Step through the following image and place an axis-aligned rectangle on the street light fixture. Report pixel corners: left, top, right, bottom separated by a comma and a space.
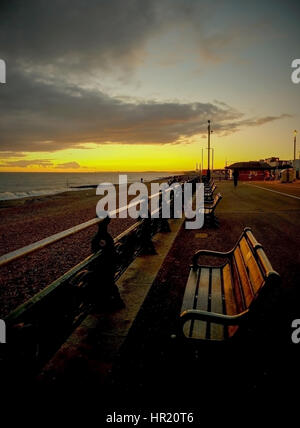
207, 120, 213, 180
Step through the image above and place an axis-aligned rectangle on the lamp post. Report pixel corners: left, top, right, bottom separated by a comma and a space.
207, 120, 213, 180
294, 130, 297, 162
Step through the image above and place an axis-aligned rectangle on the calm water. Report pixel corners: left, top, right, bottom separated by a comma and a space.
0, 172, 180, 200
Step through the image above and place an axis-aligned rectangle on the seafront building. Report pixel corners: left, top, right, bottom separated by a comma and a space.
226, 161, 272, 181
226, 157, 295, 181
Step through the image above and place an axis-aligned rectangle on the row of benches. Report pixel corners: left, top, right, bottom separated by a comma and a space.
203, 179, 222, 227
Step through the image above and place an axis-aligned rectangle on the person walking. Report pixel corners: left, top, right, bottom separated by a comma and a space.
233, 169, 239, 187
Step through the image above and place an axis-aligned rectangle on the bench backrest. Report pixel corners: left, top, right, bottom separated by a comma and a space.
203, 177, 213, 184
211, 193, 222, 208
230, 227, 279, 313
205, 183, 216, 194
204, 179, 214, 188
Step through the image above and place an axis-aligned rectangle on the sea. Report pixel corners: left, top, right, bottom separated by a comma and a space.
0, 172, 181, 201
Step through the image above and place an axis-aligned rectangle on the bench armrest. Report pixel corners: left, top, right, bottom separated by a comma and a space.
192, 249, 232, 267
180, 309, 249, 326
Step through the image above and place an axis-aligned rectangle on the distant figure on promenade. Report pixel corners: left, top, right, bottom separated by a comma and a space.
233, 169, 239, 187
140, 177, 143, 183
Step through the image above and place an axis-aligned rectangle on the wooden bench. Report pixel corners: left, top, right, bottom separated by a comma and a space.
179, 227, 280, 341
204, 193, 222, 226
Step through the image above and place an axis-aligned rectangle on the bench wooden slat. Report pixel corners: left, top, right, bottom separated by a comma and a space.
239, 238, 264, 294
231, 257, 246, 312
245, 229, 261, 250
256, 247, 274, 277
191, 267, 210, 339
209, 268, 224, 340
233, 246, 254, 306
222, 263, 239, 337
222, 264, 236, 315
181, 268, 199, 337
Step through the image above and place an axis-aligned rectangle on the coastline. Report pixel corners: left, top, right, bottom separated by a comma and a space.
0, 172, 182, 202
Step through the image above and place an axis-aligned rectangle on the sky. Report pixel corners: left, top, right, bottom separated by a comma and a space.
0, 0, 299, 172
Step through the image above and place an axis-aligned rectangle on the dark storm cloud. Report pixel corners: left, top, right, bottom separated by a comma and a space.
0, 65, 291, 152
0, 0, 241, 73
0, 0, 177, 73
0, 0, 292, 154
